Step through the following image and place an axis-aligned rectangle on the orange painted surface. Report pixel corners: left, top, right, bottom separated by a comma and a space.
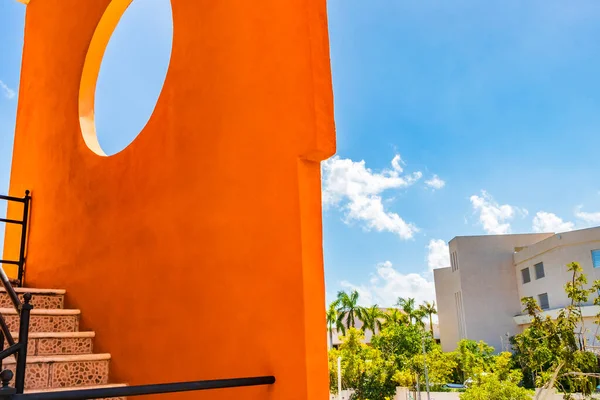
4, 0, 336, 398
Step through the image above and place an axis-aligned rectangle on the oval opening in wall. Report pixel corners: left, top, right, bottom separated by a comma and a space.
79, 0, 173, 156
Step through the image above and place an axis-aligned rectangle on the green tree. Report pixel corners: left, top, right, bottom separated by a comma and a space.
371, 323, 433, 372
459, 372, 532, 400
328, 328, 397, 400
326, 302, 341, 349
359, 305, 383, 335
410, 345, 457, 389
382, 308, 407, 328
396, 297, 422, 326
335, 290, 364, 334
455, 339, 495, 382
419, 301, 437, 336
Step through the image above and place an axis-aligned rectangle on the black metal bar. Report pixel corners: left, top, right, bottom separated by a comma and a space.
0, 331, 4, 371
0, 315, 15, 348
0, 344, 21, 361
0, 268, 19, 313
16, 192, 30, 287
14, 294, 31, 394
0, 196, 24, 204
0, 220, 21, 226
5, 376, 276, 399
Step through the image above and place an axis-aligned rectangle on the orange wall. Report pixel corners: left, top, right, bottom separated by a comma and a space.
5, 0, 336, 399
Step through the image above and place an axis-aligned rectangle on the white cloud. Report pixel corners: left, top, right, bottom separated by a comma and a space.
575, 207, 600, 226
532, 211, 575, 233
0, 80, 15, 99
391, 154, 403, 173
322, 155, 422, 239
427, 239, 450, 272
341, 261, 436, 307
470, 190, 526, 234
425, 175, 446, 190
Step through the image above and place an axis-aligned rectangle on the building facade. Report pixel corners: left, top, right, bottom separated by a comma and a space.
435, 227, 600, 352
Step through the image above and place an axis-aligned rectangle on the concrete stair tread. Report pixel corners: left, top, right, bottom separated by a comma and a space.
0, 288, 65, 295
26, 383, 127, 394
11, 331, 95, 339
3, 353, 111, 364
0, 308, 80, 316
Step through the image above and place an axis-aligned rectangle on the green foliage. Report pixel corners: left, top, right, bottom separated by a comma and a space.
419, 301, 437, 335
410, 345, 457, 389
371, 323, 433, 372
328, 328, 397, 400
396, 297, 425, 327
382, 308, 407, 328
511, 261, 600, 395
359, 305, 384, 335
459, 372, 532, 400
335, 290, 362, 335
455, 339, 496, 382
326, 302, 340, 348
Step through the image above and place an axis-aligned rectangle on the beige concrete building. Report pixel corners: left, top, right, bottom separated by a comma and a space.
434, 227, 600, 352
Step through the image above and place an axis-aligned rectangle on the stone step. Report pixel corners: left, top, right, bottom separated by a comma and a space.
4, 332, 95, 356
2, 353, 111, 390
0, 288, 65, 309
1, 308, 80, 333
26, 383, 127, 400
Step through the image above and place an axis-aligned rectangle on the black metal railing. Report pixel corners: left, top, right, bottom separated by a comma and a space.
0, 276, 32, 395
0, 375, 276, 399
0, 191, 33, 395
0, 191, 31, 287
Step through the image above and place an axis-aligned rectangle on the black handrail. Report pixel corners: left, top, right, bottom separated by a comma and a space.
0, 191, 31, 287
0, 191, 33, 395
0, 374, 275, 399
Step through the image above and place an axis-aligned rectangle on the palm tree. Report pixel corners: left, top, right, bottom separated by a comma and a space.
326, 302, 339, 348
335, 290, 363, 333
382, 308, 407, 327
396, 297, 420, 325
420, 301, 437, 336
359, 305, 383, 335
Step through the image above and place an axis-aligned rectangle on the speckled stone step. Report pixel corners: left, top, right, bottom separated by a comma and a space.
2, 353, 111, 390
1, 308, 80, 333
4, 332, 95, 356
0, 288, 65, 309
26, 383, 127, 400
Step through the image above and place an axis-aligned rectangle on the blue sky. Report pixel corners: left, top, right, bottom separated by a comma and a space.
2, 1, 600, 307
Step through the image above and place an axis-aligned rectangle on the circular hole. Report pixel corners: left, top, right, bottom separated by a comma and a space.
79, 0, 173, 156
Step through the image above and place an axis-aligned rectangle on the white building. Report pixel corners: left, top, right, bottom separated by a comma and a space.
434, 227, 600, 352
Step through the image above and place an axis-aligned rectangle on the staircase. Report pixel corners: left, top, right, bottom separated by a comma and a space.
0, 287, 126, 398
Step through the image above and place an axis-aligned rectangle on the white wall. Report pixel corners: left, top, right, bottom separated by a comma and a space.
435, 234, 552, 352
434, 266, 461, 352
514, 227, 600, 312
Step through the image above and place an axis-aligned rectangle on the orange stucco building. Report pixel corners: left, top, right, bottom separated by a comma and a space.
3, 0, 336, 398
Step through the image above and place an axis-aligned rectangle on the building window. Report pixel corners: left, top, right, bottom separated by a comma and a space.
534, 262, 545, 280
451, 251, 459, 272
592, 250, 600, 268
521, 267, 531, 284
538, 293, 549, 310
